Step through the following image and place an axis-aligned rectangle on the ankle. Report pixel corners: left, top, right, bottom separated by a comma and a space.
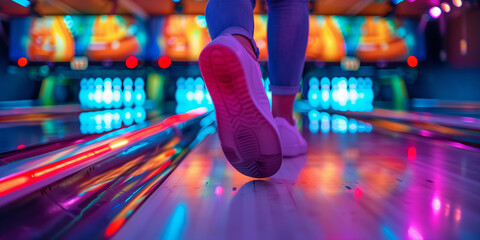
272, 94, 296, 125
274, 114, 295, 126
232, 34, 257, 60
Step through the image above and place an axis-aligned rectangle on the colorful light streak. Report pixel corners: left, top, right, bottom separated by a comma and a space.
104, 159, 173, 238
0, 108, 207, 198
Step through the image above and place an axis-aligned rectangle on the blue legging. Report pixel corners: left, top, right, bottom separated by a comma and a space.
205, 0, 309, 95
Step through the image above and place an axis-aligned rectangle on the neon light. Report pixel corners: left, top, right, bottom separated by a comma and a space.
125, 56, 138, 69
0, 177, 28, 193
408, 147, 416, 160
407, 56, 418, 68
0, 109, 206, 198
215, 186, 224, 195
429, 7, 442, 19
453, 0, 462, 7
17, 57, 28, 67
441, 3, 451, 13
110, 139, 129, 149
161, 204, 187, 240
432, 197, 441, 213
104, 218, 126, 238
12, 0, 30, 7
354, 187, 363, 198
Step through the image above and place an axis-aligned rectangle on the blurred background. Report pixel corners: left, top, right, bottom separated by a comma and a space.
1, 0, 479, 151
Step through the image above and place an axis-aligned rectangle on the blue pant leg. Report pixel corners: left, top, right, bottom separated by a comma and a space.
205, 0, 260, 58
266, 0, 309, 95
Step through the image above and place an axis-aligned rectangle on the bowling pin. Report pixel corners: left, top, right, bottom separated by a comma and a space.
79, 78, 88, 108
133, 77, 146, 107
331, 77, 339, 111
320, 77, 331, 110
112, 78, 123, 109
348, 77, 358, 112
337, 77, 349, 111
94, 78, 104, 109
103, 78, 113, 109
308, 77, 321, 108
308, 110, 321, 134
123, 78, 134, 108
133, 106, 146, 123
320, 112, 331, 133
176, 77, 186, 114
87, 78, 95, 109
194, 77, 205, 105
123, 107, 134, 126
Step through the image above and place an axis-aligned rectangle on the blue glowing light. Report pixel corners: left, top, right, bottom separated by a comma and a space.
306, 75, 374, 112
79, 108, 146, 135
160, 204, 187, 240
308, 111, 371, 135
12, 0, 30, 7
80, 77, 144, 110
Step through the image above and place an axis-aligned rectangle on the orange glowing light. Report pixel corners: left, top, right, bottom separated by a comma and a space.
0, 177, 28, 194
455, 208, 462, 221
110, 139, 129, 149
18, 57, 28, 67
453, 0, 462, 7
460, 39, 467, 56
441, 3, 451, 13
104, 217, 126, 237
407, 56, 418, 68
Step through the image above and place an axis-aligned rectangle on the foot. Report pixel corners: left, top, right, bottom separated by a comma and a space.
199, 34, 283, 178
275, 117, 307, 157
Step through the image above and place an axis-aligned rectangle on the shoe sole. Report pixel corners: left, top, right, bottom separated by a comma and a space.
199, 44, 282, 178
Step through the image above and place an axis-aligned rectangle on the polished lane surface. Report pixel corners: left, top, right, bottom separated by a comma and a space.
116, 120, 480, 240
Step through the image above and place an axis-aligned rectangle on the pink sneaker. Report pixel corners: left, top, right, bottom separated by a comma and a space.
199, 34, 282, 178
275, 117, 307, 157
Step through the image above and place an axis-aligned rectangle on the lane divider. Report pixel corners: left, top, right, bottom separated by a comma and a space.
0, 108, 207, 198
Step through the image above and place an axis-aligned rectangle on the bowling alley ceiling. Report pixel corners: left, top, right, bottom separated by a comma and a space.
0, 0, 440, 18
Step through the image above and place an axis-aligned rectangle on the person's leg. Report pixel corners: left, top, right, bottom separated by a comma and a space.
201, 0, 283, 178
205, 0, 259, 59
266, 0, 309, 125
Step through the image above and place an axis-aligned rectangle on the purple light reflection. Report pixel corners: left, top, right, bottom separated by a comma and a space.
215, 186, 224, 196
448, 141, 479, 152
408, 226, 424, 240
461, 117, 476, 123
432, 197, 441, 214
419, 130, 433, 137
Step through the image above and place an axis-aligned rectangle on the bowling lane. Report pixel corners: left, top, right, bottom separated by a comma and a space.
115, 115, 480, 240
0, 111, 82, 153
0, 105, 156, 162
0, 110, 216, 240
